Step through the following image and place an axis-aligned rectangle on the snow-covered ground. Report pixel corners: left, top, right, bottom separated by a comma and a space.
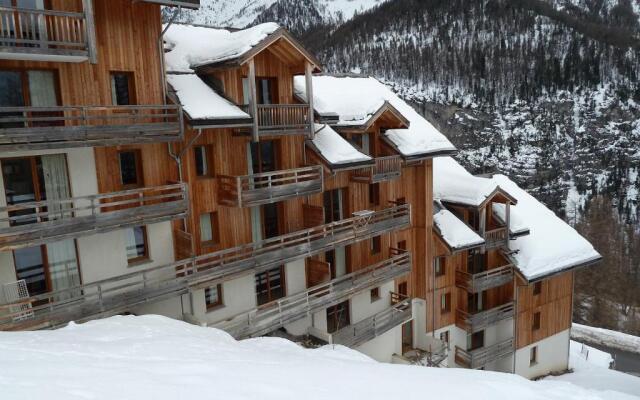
572, 323, 640, 355
546, 341, 640, 398
1, 315, 639, 400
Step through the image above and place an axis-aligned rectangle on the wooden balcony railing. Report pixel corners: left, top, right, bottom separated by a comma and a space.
0, 205, 410, 331
0, 183, 188, 251
218, 165, 323, 208
484, 227, 508, 249
212, 251, 411, 339
0, 104, 183, 150
455, 338, 514, 369
256, 104, 310, 135
352, 155, 403, 184
456, 302, 515, 334
330, 293, 412, 348
0, 6, 90, 60
455, 264, 514, 294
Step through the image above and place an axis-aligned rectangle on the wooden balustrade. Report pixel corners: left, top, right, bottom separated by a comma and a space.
330, 294, 413, 348
0, 183, 188, 251
455, 338, 514, 369
218, 165, 323, 208
0, 205, 410, 331
455, 264, 514, 293
0, 6, 89, 59
352, 155, 403, 183
0, 104, 183, 150
484, 227, 508, 249
256, 104, 310, 134
456, 302, 515, 333
212, 251, 411, 339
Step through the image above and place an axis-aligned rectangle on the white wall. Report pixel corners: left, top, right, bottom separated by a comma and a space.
356, 324, 403, 363
515, 329, 570, 379
190, 274, 257, 325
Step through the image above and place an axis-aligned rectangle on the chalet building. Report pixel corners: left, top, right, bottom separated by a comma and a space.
0, 12, 601, 381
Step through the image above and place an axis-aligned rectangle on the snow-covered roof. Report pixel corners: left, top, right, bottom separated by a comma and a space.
164, 23, 281, 73
492, 174, 602, 281
309, 124, 372, 168
433, 157, 508, 207
167, 74, 251, 122
294, 75, 456, 158
433, 203, 485, 252
492, 202, 530, 236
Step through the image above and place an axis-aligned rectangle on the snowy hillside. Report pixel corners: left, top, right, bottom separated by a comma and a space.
0, 315, 639, 400
168, 0, 386, 28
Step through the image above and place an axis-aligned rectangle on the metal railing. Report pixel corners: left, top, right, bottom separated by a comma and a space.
0, 6, 88, 57
218, 165, 323, 208
0, 183, 188, 251
455, 338, 514, 369
456, 302, 515, 333
212, 251, 411, 339
484, 227, 508, 249
0, 104, 183, 150
0, 205, 410, 330
330, 292, 412, 348
255, 104, 310, 134
352, 155, 403, 183
455, 264, 514, 293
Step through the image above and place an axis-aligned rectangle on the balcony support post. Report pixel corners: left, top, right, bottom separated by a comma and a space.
82, 0, 98, 64
248, 58, 259, 143
305, 61, 315, 140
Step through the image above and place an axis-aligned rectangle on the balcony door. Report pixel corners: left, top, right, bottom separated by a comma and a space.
0, 69, 60, 128
1, 155, 80, 299
323, 188, 347, 276
248, 140, 282, 242
326, 300, 350, 334
242, 77, 278, 105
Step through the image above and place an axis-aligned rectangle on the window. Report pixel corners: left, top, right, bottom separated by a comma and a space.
348, 133, 370, 155
370, 287, 380, 302
530, 346, 538, 366
126, 226, 149, 264
532, 312, 541, 331
533, 281, 542, 296
468, 209, 480, 231
370, 235, 381, 255
110, 72, 135, 106
255, 266, 285, 306
0, 69, 60, 129
205, 284, 223, 310
199, 212, 219, 246
441, 292, 451, 313
440, 330, 450, 348
118, 150, 143, 189
398, 282, 408, 296
397, 240, 407, 251
194, 145, 213, 177
369, 183, 380, 206
326, 300, 350, 334
323, 189, 343, 223
434, 256, 446, 277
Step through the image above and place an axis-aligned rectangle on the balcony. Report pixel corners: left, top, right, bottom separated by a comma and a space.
455, 338, 514, 369
0, 104, 184, 151
211, 251, 411, 339
455, 264, 513, 293
0, 183, 188, 251
0, 205, 409, 331
329, 293, 412, 348
0, 6, 91, 62
241, 104, 312, 137
456, 302, 515, 334
484, 227, 508, 249
351, 155, 403, 184
218, 165, 323, 208
189, 204, 411, 286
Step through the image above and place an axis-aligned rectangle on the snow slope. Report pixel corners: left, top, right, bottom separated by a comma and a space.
0, 315, 638, 400
547, 341, 640, 398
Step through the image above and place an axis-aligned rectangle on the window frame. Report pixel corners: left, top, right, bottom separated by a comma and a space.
370, 235, 382, 255
369, 182, 380, 206
255, 265, 286, 306
110, 71, 136, 106
532, 311, 541, 331
370, 287, 380, 303
434, 256, 446, 277
199, 211, 220, 248
530, 346, 538, 366
126, 225, 149, 265
117, 149, 143, 190
533, 281, 542, 296
205, 284, 224, 310
441, 292, 451, 314
193, 144, 214, 178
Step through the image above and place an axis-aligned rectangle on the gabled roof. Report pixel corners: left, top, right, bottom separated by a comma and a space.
164, 23, 322, 74
306, 124, 373, 172
294, 75, 456, 160
167, 74, 252, 127
433, 202, 485, 253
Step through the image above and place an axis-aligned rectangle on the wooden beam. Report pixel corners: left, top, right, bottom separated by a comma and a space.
83, 0, 98, 64
248, 58, 259, 143
305, 61, 315, 139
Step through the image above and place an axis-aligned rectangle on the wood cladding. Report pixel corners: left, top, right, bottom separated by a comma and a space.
516, 271, 574, 348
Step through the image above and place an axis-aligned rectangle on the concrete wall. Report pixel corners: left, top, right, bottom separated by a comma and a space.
356, 324, 403, 363
515, 329, 570, 379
